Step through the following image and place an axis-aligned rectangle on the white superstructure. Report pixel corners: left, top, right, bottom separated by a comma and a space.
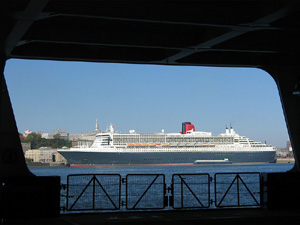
58, 122, 275, 166
71, 123, 274, 152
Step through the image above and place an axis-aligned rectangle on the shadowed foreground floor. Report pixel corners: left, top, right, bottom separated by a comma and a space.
4, 208, 300, 225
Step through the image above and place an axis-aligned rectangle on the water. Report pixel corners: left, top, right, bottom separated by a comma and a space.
29, 163, 294, 184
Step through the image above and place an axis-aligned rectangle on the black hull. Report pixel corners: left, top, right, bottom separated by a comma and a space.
58, 150, 276, 166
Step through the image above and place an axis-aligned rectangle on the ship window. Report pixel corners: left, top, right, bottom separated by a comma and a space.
4, 59, 292, 172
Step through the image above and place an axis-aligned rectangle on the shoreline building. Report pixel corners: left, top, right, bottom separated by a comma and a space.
25, 147, 67, 164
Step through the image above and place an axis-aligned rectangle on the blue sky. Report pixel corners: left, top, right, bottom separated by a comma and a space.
4, 59, 288, 148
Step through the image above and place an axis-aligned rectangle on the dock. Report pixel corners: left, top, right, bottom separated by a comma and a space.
276, 158, 295, 163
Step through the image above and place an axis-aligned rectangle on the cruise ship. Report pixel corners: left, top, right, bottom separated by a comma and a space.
58, 122, 276, 166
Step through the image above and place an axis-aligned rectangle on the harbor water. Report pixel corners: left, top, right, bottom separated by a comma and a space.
29, 163, 294, 184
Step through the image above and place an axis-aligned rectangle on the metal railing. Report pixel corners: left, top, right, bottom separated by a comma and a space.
171, 174, 210, 209
66, 174, 121, 211
63, 172, 261, 212
126, 174, 166, 210
214, 173, 261, 208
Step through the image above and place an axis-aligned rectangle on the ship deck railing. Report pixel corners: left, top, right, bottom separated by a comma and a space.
60, 172, 262, 213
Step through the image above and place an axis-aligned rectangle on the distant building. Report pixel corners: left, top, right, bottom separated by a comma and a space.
25, 148, 54, 163
53, 128, 69, 140
24, 130, 32, 137
42, 132, 52, 139
79, 132, 97, 141
25, 148, 67, 163
68, 133, 83, 140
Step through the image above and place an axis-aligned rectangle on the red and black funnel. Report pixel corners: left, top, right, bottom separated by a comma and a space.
182, 122, 195, 134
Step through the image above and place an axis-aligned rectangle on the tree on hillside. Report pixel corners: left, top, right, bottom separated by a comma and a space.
23, 132, 44, 149
51, 133, 71, 148
53, 134, 61, 139
23, 132, 72, 149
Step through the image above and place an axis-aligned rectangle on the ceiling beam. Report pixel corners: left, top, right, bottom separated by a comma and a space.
19, 39, 281, 54
5, 0, 49, 57
162, 3, 300, 64
45, 12, 283, 31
